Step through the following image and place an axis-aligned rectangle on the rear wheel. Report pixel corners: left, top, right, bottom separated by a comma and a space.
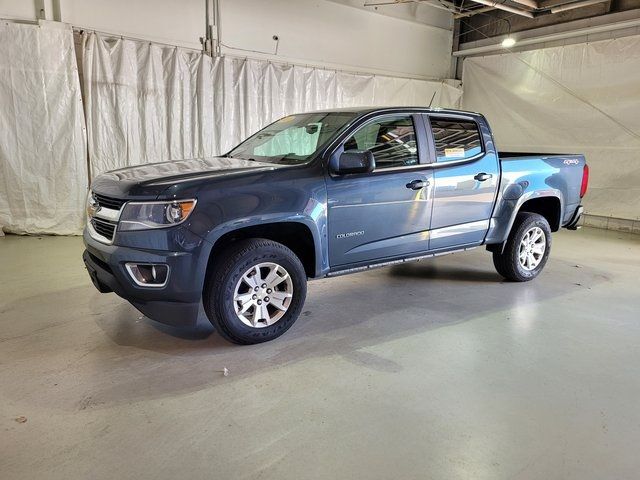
204, 238, 307, 345
493, 212, 551, 282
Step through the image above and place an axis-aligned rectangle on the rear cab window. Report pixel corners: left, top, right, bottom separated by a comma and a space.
428, 117, 484, 163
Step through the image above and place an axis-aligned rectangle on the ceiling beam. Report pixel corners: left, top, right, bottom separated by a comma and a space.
453, 6, 496, 18
468, 0, 535, 17
510, 0, 540, 8
550, 0, 609, 13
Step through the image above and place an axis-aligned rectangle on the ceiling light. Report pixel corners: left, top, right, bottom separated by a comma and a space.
502, 36, 516, 48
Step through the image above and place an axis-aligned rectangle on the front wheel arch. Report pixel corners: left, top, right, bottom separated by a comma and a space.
203, 238, 308, 344
204, 221, 318, 287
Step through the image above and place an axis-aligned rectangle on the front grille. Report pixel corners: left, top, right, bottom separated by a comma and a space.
91, 218, 117, 241
94, 193, 126, 211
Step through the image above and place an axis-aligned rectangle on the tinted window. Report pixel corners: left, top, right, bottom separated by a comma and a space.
430, 118, 483, 162
343, 116, 418, 169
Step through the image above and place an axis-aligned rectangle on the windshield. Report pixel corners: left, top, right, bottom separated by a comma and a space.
227, 112, 357, 165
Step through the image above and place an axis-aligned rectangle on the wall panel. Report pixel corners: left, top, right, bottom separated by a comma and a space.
83, 33, 462, 178
0, 23, 87, 234
462, 35, 640, 220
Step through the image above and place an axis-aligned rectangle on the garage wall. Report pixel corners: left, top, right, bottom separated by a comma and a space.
0, 22, 87, 235
461, 35, 640, 221
217, 0, 452, 79
0, 0, 37, 20
83, 32, 462, 177
0, 0, 453, 79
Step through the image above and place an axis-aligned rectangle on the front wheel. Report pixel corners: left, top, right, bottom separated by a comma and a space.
204, 238, 307, 345
493, 212, 552, 282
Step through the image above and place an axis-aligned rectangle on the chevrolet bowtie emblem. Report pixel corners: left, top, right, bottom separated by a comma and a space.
87, 195, 101, 217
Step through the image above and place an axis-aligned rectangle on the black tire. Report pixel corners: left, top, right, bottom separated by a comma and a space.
492, 212, 552, 282
204, 238, 307, 345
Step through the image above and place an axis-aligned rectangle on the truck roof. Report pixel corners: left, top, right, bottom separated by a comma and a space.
303, 106, 481, 117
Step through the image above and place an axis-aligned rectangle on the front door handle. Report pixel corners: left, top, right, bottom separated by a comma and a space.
474, 172, 493, 182
406, 179, 429, 190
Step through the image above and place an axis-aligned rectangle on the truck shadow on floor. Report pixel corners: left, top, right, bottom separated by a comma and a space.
0, 252, 609, 411
389, 262, 503, 283
74, 253, 607, 407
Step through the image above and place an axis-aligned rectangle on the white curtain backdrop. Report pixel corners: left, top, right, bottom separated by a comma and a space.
82, 32, 463, 177
462, 35, 640, 220
1, 28, 462, 235
0, 23, 87, 234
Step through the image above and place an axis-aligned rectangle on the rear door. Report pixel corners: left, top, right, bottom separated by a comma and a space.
425, 114, 499, 249
325, 113, 434, 267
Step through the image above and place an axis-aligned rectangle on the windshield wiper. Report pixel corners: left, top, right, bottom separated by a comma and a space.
271, 153, 297, 162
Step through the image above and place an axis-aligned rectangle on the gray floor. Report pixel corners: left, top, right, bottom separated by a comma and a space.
1, 227, 639, 480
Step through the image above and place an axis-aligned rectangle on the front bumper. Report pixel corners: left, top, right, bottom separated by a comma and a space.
82, 227, 209, 327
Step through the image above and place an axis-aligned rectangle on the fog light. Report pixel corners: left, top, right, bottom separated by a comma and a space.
125, 263, 169, 287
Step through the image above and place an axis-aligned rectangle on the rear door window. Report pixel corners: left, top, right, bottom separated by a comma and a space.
429, 118, 483, 163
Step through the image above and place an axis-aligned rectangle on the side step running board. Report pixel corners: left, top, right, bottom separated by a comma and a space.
327, 247, 477, 277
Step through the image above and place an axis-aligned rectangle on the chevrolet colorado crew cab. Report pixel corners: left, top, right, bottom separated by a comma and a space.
83, 107, 588, 344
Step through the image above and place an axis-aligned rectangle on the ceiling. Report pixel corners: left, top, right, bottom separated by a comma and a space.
355, 0, 640, 42
455, 0, 640, 42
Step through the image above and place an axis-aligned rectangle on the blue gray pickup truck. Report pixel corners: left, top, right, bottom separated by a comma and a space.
83, 107, 588, 344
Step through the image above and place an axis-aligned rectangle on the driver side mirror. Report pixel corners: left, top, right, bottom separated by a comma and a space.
330, 150, 375, 175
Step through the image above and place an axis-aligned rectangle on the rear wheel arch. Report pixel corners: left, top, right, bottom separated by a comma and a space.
492, 211, 552, 281
487, 195, 561, 254
518, 196, 562, 232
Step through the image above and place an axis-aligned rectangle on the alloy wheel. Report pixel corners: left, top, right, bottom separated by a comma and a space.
518, 226, 546, 271
233, 262, 294, 328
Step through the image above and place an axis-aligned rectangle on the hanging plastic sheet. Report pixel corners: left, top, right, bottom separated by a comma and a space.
462, 36, 640, 220
82, 32, 462, 178
0, 23, 87, 234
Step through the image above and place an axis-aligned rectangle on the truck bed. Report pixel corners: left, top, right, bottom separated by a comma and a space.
498, 151, 581, 158
497, 151, 586, 229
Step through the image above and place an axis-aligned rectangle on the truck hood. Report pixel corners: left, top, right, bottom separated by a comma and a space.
90, 157, 287, 198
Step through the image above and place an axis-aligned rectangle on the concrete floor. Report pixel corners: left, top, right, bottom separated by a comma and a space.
1, 227, 639, 480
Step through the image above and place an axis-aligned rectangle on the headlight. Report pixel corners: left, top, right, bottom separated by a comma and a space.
119, 199, 197, 231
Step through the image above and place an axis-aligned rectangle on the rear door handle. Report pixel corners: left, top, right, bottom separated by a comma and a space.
474, 172, 493, 182
406, 179, 429, 190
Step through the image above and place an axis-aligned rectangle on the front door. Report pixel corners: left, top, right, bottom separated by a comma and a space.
326, 114, 434, 267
